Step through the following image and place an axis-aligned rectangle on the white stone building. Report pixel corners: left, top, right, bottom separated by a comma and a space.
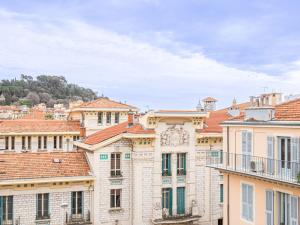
0, 151, 94, 225
76, 108, 227, 225
68, 97, 138, 136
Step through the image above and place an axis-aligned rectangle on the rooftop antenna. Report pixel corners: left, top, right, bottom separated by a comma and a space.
262, 86, 268, 93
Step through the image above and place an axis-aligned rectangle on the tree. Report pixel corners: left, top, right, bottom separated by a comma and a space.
26, 92, 40, 106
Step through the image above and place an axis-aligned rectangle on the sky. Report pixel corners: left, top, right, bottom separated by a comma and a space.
1, 0, 300, 110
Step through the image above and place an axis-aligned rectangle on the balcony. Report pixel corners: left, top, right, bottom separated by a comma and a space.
65, 212, 92, 225
206, 151, 300, 187
152, 208, 201, 224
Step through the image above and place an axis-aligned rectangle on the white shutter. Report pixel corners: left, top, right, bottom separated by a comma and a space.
265, 190, 273, 225
247, 132, 252, 154
267, 137, 274, 174
248, 185, 253, 221
291, 195, 298, 225
242, 184, 248, 219
291, 138, 300, 178
242, 131, 247, 154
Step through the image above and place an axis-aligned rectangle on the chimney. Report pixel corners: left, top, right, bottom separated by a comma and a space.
128, 110, 134, 127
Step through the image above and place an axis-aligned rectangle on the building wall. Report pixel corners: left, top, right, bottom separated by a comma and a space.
0, 183, 92, 225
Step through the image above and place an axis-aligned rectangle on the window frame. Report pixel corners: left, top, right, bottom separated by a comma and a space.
241, 183, 254, 223
43, 136, 47, 149
162, 153, 171, 176
106, 112, 111, 124
114, 112, 120, 124
177, 153, 186, 175
71, 191, 83, 217
110, 189, 121, 209
11, 136, 15, 150
22, 136, 26, 150
2, 195, 13, 222
36, 193, 49, 220
97, 112, 103, 124
111, 153, 121, 177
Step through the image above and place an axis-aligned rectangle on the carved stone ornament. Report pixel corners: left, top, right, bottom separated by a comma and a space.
160, 125, 189, 146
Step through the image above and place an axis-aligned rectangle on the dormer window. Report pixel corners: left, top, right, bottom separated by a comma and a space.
115, 112, 120, 124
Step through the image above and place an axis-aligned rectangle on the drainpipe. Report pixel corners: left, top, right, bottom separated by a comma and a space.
130, 142, 134, 225
226, 126, 230, 225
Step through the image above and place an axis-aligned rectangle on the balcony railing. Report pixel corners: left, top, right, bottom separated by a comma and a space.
206, 151, 300, 185
65, 211, 91, 225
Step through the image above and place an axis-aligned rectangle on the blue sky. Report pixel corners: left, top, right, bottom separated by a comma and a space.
0, 0, 300, 110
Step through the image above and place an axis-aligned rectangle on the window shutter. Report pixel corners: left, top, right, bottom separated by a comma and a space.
267, 136, 274, 174
242, 184, 248, 219
162, 154, 165, 175
168, 155, 171, 176
242, 131, 247, 154
247, 132, 252, 154
291, 138, 300, 178
169, 189, 173, 216
248, 185, 253, 221
183, 154, 186, 175
265, 190, 273, 225
291, 196, 298, 225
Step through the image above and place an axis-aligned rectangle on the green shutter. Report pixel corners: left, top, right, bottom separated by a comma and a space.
183, 154, 186, 175
167, 154, 171, 176
177, 187, 185, 214
220, 184, 224, 203
162, 154, 165, 175
0, 196, 2, 225
169, 188, 173, 216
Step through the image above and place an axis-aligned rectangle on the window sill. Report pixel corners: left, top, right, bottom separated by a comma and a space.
109, 176, 123, 180
35, 218, 51, 222
109, 207, 123, 213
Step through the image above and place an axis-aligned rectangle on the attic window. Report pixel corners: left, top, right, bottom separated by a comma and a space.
53, 158, 62, 163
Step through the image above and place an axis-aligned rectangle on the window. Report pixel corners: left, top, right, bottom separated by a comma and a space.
22, 136, 26, 150
220, 184, 224, 203
162, 154, 171, 176
115, 112, 120, 124
37, 193, 49, 220
162, 188, 172, 216
177, 153, 186, 175
59, 136, 63, 149
241, 131, 252, 170
5, 136, 9, 150
218, 219, 223, 225
27, 136, 31, 150
73, 136, 80, 141
71, 191, 83, 217
106, 112, 111, 124
53, 136, 57, 149
111, 153, 121, 177
2, 196, 13, 223
110, 189, 121, 208
241, 184, 253, 222
38, 136, 42, 149
98, 112, 103, 124
11, 137, 15, 150
43, 136, 47, 149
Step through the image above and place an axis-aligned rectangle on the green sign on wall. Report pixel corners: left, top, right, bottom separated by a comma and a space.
100, 154, 108, 160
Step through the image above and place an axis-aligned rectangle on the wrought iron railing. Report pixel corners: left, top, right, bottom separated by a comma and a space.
162, 207, 193, 220
206, 151, 300, 185
65, 211, 91, 224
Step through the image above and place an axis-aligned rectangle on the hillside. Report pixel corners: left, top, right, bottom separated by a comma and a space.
0, 75, 97, 106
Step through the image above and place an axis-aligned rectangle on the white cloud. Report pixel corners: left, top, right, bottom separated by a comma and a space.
0, 8, 300, 110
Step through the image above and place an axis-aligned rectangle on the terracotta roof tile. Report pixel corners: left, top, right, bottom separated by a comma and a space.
203, 97, 217, 102
200, 111, 231, 133
77, 97, 137, 109
84, 122, 154, 145
21, 109, 45, 120
0, 152, 91, 181
0, 120, 80, 133
275, 98, 300, 120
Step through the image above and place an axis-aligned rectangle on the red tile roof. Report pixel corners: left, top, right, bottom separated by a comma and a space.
200, 111, 231, 133
0, 152, 91, 181
274, 98, 300, 121
0, 105, 20, 111
0, 119, 80, 133
84, 122, 154, 145
76, 97, 137, 109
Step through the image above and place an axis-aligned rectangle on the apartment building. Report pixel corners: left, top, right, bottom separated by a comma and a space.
0, 151, 94, 225
68, 97, 138, 136
0, 120, 81, 152
74, 96, 237, 225
207, 97, 300, 225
